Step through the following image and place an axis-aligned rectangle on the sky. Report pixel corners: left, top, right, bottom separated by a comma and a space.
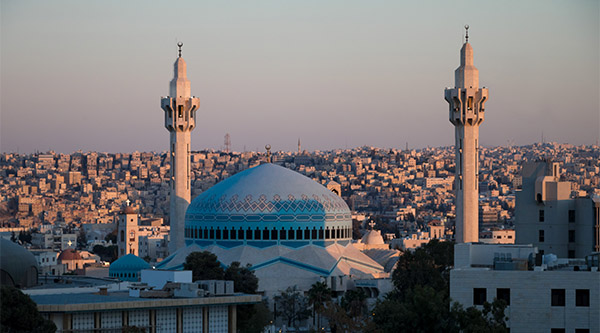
1, 0, 598, 154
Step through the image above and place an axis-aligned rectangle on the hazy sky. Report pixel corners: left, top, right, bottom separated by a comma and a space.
1, 0, 598, 154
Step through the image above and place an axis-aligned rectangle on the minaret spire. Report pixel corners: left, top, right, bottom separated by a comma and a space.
444, 27, 488, 243
161, 42, 200, 253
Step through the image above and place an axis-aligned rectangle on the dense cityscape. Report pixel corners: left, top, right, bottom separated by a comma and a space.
2, 143, 598, 237
1, 2, 598, 332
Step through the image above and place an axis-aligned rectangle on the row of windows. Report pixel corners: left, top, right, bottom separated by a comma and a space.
538, 230, 576, 243
539, 209, 576, 223
110, 272, 138, 279
184, 226, 351, 241
473, 288, 590, 307
551, 329, 590, 333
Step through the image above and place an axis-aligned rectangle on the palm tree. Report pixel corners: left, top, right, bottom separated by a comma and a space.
308, 281, 332, 329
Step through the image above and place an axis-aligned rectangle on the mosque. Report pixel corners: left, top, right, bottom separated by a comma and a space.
148, 44, 390, 297
157, 163, 389, 295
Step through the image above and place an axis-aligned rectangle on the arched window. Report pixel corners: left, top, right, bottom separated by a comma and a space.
263, 228, 270, 240
318, 227, 324, 240
120, 230, 125, 242
326, 228, 330, 239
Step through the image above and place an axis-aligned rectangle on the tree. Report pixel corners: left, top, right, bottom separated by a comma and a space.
223, 262, 263, 332
104, 231, 117, 244
238, 300, 272, 333
224, 261, 258, 294
183, 251, 225, 281
373, 240, 508, 332
77, 229, 87, 248
307, 281, 332, 329
273, 286, 311, 328
1, 285, 57, 333
340, 289, 367, 321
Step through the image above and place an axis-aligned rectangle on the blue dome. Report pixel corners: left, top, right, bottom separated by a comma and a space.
109, 254, 150, 281
184, 163, 352, 248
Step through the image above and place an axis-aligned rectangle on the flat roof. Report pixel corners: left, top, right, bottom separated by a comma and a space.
32, 291, 261, 313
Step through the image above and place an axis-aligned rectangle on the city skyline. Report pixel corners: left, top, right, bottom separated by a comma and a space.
1, 0, 599, 154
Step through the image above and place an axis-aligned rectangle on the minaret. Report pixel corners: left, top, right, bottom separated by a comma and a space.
161, 43, 200, 253
444, 26, 488, 243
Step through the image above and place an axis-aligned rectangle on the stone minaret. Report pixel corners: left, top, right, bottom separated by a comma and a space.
444, 26, 488, 243
161, 43, 200, 253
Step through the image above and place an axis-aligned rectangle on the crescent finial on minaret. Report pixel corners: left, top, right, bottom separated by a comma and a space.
464, 25, 469, 43
177, 42, 183, 57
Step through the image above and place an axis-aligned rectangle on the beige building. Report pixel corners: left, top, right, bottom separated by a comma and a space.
515, 161, 599, 258
444, 26, 488, 243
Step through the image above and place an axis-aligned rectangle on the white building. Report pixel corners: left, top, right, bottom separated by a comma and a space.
515, 161, 599, 258
28, 271, 260, 332
450, 243, 599, 332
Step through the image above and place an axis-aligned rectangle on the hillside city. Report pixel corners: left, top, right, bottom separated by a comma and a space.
2, 142, 598, 256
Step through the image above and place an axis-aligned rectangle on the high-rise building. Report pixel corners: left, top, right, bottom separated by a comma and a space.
444, 26, 488, 243
161, 43, 200, 253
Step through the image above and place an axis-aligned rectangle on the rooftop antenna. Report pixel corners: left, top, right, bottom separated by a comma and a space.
177, 42, 183, 57
464, 24, 469, 43
265, 144, 271, 163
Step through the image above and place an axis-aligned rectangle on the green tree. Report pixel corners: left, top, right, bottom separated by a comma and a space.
273, 286, 311, 328
223, 262, 265, 333
224, 262, 258, 294
340, 289, 367, 320
77, 229, 87, 248
307, 281, 332, 329
1, 285, 57, 333
238, 300, 272, 333
373, 240, 508, 332
183, 251, 225, 281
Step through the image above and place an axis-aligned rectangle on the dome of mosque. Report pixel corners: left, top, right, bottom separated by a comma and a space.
184, 163, 353, 248
109, 254, 150, 281
0, 238, 38, 288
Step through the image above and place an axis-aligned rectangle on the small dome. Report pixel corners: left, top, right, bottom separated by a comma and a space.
0, 239, 38, 288
110, 254, 150, 271
109, 254, 150, 282
361, 230, 385, 245
58, 249, 82, 261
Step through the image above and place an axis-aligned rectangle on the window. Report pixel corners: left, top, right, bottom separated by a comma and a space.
496, 288, 510, 305
569, 210, 575, 222
576, 289, 590, 307
539, 210, 544, 222
539, 230, 545, 242
575, 330, 590, 333
473, 288, 486, 305
569, 230, 575, 243
551, 289, 565, 306
550, 329, 565, 333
